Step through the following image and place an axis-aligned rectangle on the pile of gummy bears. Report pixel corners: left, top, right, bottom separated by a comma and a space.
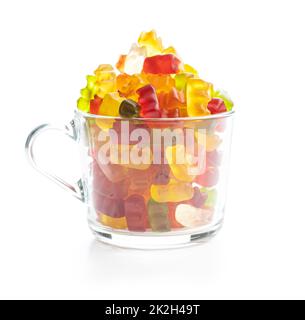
77, 30, 233, 119
77, 31, 234, 233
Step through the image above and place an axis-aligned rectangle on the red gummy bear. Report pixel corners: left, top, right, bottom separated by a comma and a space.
195, 167, 219, 188
90, 95, 102, 114
207, 98, 227, 114
142, 54, 181, 74
124, 195, 148, 232
136, 84, 161, 118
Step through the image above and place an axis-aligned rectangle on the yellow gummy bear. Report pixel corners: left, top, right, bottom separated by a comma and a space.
165, 145, 196, 182
184, 64, 199, 76
94, 64, 117, 98
98, 92, 124, 117
150, 179, 194, 203
186, 79, 212, 117
99, 214, 127, 230
162, 46, 177, 55
195, 132, 221, 152
138, 30, 163, 56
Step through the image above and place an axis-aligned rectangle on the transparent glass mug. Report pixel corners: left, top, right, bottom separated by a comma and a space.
25, 110, 234, 249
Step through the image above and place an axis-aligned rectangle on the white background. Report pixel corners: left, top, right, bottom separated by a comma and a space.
0, 0, 305, 300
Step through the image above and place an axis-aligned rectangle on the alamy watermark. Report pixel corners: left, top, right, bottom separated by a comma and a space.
97, 121, 207, 175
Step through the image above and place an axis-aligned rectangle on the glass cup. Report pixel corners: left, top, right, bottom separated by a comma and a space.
25, 110, 234, 249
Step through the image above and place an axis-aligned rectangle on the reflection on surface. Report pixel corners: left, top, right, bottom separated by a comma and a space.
86, 234, 225, 299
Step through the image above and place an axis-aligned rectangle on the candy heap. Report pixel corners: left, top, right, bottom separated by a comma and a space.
78, 31, 233, 233
77, 30, 233, 119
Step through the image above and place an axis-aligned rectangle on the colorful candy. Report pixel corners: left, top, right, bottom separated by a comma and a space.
142, 54, 181, 74
175, 204, 213, 228
147, 199, 170, 232
150, 179, 194, 203
75, 30, 234, 234
137, 84, 161, 118
124, 195, 147, 231
186, 79, 212, 117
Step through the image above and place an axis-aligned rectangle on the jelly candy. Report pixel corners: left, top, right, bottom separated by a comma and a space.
116, 55, 127, 73
138, 30, 163, 56
168, 203, 184, 229
99, 214, 127, 230
124, 44, 147, 75
147, 199, 170, 232
93, 192, 125, 218
188, 187, 208, 208
184, 64, 198, 76
212, 88, 234, 111
98, 92, 124, 117
175, 73, 194, 91
206, 150, 222, 167
207, 98, 227, 114
119, 99, 140, 118
150, 179, 194, 203
162, 46, 177, 55
77, 97, 90, 113
144, 74, 175, 93
201, 188, 217, 208
92, 160, 129, 199
116, 73, 144, 99
158, 88, 185, 114
94, 64, 116, 82
175, 204, 213, 228
195, 167, 219, 188
165, 145, 196, 182
152, 164, 170, 185
186, 79, 212, 117
90, 95, 102, 115
136, 84, 161, 118
124, 195, 147, 231
129, 167, 157, 194
143, 54, 181, 74
195, 132, 221, 152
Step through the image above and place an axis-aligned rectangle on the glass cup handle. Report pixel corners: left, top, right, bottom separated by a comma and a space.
25, 120, 85, 202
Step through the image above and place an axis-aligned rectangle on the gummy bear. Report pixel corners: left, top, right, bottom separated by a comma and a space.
124, 195, 148, 231
158, 88, 185, 115
168, 203, 184, 229
188, 187, 208, 208
150, 179, 194, 203
207, 98, 227, 114
175, 204, 213, 228
136, 84, 161, 118
92, 160, 129, 199
165, 145, 196, 182
90, 95, 102, 115
152, 164, 170, 185
138, 30, 163, 56
162, 46, 177, 55
200, 187, 217, 208
119, 99, 140, 118
144, 74, 175, 93
175, 73, 194, 91
186, 79, 212, 117
98, 92, 124, 117
147, 199, 170, 232
116, 55, 127, 73
183, 64, 198, 76
206, 150, 222, 167
212, 88, 234, 111
195, 167, 219, 188
94, 65, 117, 98
143, 54, 181, 74
99, 213, 127, 230
124, 44, 147, 75
195, 132, 221, 152
129, 166, 157, 194
116, 73, 146, 98
93, 192, 125, 218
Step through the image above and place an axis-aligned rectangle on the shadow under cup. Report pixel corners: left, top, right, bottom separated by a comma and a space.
78, 111, 234, 249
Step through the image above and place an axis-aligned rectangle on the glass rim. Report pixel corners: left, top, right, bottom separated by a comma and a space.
75, 109, 235, 121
